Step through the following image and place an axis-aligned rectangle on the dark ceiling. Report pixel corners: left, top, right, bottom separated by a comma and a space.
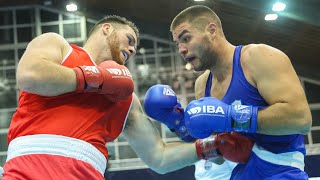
1, 0, 320, 78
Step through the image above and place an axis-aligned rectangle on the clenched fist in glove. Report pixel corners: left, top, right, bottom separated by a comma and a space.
195, 132, 254, 163
73, 60, 134, 102
185, 97, 258, 138
144, 84, 196, 142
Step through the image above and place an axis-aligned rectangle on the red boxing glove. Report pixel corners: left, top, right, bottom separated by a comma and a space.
218, 132, 254, 163
73, 61, 134, 102
195, 132, 254, 163
195, 135, 221, 161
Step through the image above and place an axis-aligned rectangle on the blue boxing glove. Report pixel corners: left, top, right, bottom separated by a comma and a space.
184, 97, 258, 139
144, 84, 196, 142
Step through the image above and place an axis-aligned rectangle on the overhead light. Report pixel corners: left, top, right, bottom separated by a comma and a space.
66, 3, 78, 12
194, 0, 205, 1
137, 64, 149, 76
139, 48, 146, 54
272, 2, 286, 12
185, 63, 192, 70
265, 14, 278, 21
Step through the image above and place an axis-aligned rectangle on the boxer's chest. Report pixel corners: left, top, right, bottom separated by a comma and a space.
210, 75, 232, 100
196, 73, 232, 100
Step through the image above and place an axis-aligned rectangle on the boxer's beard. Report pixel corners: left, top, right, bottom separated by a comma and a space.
108, 31, 123, 65
194, 37, 216, 71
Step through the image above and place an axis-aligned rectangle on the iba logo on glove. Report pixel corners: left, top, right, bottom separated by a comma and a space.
162, 87, 176, 96
107, 68, 132, 78
187, 106, 225, 115
84, 66, 99, 73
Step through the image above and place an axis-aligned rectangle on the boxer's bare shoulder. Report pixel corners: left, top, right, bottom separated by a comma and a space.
195, 70, 210, 100
24, 32, 71, 64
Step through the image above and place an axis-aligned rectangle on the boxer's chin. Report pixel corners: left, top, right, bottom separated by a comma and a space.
110, 50, 123, 65
113, 57, 124, 65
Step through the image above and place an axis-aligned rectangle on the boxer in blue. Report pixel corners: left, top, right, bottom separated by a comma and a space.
167, 5, 312, 179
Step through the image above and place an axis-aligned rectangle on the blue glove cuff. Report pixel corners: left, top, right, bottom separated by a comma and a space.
230, 105, 258, 133
170, 127, 196, 142
171, 106, 196, 142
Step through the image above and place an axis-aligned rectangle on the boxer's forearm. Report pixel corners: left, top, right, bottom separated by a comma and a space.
149, 142, 197, 174
124, 96, 223, 174
124, 117, 200, 174
148, 142, 224, 174
257, 102, 311, 135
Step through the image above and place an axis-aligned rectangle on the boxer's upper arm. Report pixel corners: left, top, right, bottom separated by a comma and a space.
247, 44, 311, 134
17, 33, 69, 80
248, 44, 305, 107
16, 32, 76, 96
19, 32, 68, 65
123, 93, 164, 168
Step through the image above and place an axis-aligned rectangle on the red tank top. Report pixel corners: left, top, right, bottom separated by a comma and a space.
8, 44, 133, 159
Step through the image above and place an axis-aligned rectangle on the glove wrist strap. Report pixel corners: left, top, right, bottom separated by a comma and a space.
73, 67, 85, 93
195, 137, 221, 160
230, 105, 258, 133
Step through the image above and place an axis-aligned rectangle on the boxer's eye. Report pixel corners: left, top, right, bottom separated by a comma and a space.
127, 34, 136, 48
181, 35, 191, 43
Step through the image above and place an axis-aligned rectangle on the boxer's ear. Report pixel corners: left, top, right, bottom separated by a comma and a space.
207, 23, 217, 36
101, 23, 114, 36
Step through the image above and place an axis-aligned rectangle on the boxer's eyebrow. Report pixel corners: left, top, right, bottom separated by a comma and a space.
173, 30, 189, 46
178, 30, 188, 41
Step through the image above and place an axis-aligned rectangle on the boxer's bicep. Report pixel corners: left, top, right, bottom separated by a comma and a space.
252, 45, 304, 106
248, 45, 311, 134
123, 94, 165, 167
17, 33, 70, 82
16, 33, 75, 95
18, 33, 67, 67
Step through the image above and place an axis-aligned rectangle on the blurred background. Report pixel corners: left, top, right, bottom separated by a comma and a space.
0, 0, 319, 179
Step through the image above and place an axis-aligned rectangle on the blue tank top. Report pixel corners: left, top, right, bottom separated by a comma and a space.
205, 45, 306, 155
